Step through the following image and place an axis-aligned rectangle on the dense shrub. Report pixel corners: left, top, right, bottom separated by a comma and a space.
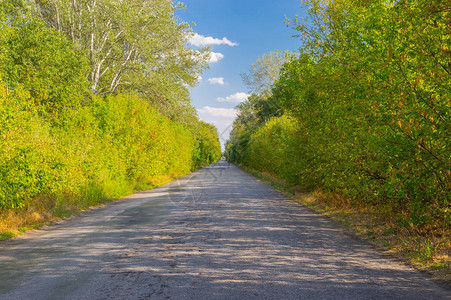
0, 83, 218, 210
227, 0, 450, 229
0, 7, 220, 210
243, 115, 302, 186
192, 121, 221, 168
0, 81, 64, 208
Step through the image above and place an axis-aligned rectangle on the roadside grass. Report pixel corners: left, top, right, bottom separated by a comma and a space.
0, 174, 183, 242
242, 166, 451, 284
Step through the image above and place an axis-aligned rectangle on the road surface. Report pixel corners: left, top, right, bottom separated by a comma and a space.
0, 161, 449, 299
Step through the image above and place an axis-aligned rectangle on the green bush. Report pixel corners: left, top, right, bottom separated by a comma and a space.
243, 115, 302, 186
0, 7, 220, 211
0, 82, 65, 208
0, 80, 219, 210
229, 0, 450, 229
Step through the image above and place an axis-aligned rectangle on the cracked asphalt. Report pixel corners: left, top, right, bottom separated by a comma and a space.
0, 161, 449, 299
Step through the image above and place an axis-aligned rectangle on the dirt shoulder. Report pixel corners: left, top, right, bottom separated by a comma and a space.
241, 166, 451, 286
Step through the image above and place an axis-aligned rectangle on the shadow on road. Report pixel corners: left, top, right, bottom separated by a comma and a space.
0, 161, 448, 299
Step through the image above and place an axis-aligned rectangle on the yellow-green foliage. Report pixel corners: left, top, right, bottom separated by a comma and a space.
243, 115, 301, 185
0, 8, 220, 211
229, 0, 450, 230
192, 121, 221, 168
87, 94, 196, 184
0, 83, 217, 210
0, 82, 64, 209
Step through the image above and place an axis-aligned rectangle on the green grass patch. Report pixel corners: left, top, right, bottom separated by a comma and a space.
0, 231, 17, 241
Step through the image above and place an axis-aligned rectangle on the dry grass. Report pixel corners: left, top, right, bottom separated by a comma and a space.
143, 174, 175, 187
0, 174, 181, 241
243, 166, 451, 284
0, 193, 89, 240
297, 190, 450, 282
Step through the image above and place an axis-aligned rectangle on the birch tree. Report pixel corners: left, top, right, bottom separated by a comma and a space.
30, 0, 208, 110
241, 50, 289, 97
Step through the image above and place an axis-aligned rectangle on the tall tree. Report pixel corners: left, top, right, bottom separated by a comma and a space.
278, 0, 450, 213
0, 0, 89, 114
30, 0, 209, 106
241, 50, 290, 97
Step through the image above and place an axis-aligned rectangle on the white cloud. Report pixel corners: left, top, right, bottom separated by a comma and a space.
190, 33, 238, 47
197, 106, 238, 150
197, 106, 238, 119
217, 92, 250, 103
208, 77, 225, 85
208, 52, 224, 63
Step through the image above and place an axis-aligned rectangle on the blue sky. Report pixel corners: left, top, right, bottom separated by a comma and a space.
177, 1, 306, 147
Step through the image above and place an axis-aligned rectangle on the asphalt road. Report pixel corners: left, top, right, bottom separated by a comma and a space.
0, 161, 449, 299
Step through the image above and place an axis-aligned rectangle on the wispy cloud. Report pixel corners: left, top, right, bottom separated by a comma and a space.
208, 52, 224, 63
217, 92, 250, 103
208, 77, 225, 85
190, 33, 238, 47
197, 106, 238, 119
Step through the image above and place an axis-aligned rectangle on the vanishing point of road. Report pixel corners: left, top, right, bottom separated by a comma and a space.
0, 161, 449, 299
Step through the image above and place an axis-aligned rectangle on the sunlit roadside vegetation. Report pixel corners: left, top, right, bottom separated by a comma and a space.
0, 0, 220, 235
226, 0, 450, 278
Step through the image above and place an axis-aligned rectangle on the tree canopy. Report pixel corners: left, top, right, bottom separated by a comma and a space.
226, 0, 450, 231
241, 50, 288, 97
0, 0, 221, 212
29, 0, 209, 121
0, 1, 89, 115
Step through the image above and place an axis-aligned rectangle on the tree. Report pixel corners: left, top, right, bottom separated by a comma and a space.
279, 0, 450, 220
0, 0, 222, 212
0, 0, 89, 115
226, 50, 289, 163
29, 0, 209, 108
228, 0, 450, 228
241, 50, 290, 97
192, 121, 221, 167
